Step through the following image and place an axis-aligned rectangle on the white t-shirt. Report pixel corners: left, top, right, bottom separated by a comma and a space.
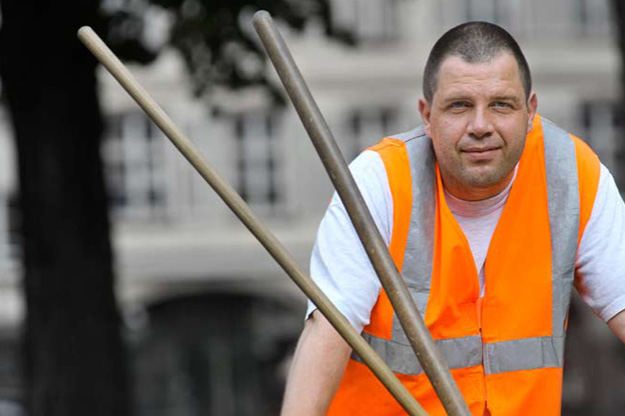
307, 150, 625, 333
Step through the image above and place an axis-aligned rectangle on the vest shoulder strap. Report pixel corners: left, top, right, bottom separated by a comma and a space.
571, 135, 601, 242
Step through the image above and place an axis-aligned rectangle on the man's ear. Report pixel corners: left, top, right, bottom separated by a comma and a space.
527, 92, 538, 131
418, 98, 432, 136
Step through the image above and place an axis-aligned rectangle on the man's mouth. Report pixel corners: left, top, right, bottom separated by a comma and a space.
462, 146, 500, 161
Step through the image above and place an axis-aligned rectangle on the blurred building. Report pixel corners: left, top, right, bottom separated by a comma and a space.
0, 0, 624, 414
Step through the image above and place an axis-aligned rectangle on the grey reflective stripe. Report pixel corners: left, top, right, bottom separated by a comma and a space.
542, 119, 580, 338
484, 335, 565, 374
390, 128, 437, 346
353, 333, 565, 375
352, 333, 482, 376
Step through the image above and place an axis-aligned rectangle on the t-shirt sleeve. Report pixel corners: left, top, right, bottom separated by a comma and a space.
305, 150, 392, 333
576, 163, 625, 322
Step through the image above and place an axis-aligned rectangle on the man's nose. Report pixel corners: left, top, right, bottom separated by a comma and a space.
467, 109, 494, 139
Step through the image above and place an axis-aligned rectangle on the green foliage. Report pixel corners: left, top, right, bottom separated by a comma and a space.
105, 0, 354, 102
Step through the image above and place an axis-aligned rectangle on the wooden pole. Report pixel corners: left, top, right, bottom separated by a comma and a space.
77, 26, 428, 416
252, 10, 471, 416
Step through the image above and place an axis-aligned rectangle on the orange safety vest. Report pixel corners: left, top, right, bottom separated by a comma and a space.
327, 115, 600, 415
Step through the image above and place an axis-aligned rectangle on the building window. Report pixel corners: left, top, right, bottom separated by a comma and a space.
345, 107, 399, 160
233, 112, 283, 215
331, 0, 401, 43
0, 110, 18, 263
102, 109, 286, 223
576, 0, 611, 37
437, 0, 525, 36
580, 101, 622, 174
463, 0, 506, 24
102, 111, 167, 221
0, 197, 11, 263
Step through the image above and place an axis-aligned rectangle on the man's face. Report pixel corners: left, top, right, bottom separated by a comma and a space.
419, 52, 537, 201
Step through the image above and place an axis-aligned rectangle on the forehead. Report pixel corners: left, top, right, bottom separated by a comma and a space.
435, 53, 524, 100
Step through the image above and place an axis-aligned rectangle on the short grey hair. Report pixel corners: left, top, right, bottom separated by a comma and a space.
423, 22, 532, 103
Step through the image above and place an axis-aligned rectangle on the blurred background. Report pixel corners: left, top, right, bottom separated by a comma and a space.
0, 0, 623, 415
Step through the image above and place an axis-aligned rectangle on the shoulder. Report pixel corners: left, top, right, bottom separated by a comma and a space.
335, 150, 391, 217
346, 150, 387, 187
366, 126, 430, 185
571, 134, 601, 181
538, 117, 599, 186
368, 126, 428, 155
575, 163, 625, 321
570, 134, 601, 239
538, 117, 601, 239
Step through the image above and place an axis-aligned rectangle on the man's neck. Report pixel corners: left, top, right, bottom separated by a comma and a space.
444, 164, 518, 217
442, 168, 517, 202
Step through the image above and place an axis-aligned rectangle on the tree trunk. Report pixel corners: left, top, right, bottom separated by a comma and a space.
0, 1, 131, 415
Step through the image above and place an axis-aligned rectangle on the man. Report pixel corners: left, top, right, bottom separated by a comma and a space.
282, 22, 625, 415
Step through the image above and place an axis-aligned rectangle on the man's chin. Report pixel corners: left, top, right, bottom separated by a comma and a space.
463, 167, 511, 190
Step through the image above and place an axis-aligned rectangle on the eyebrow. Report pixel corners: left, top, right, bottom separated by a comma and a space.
440, 95, 473, 105
491, 95, 522, 104
440, 95, 522, 105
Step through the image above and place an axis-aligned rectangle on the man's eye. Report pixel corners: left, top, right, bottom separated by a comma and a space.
450, 102, 469, 109
493, 101, 512, 109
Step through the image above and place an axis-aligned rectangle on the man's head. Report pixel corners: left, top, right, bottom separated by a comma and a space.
418, 22, 538, 201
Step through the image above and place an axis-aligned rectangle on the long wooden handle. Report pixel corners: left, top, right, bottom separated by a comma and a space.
252, 10, 471, 416
77, 26, 428, 416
